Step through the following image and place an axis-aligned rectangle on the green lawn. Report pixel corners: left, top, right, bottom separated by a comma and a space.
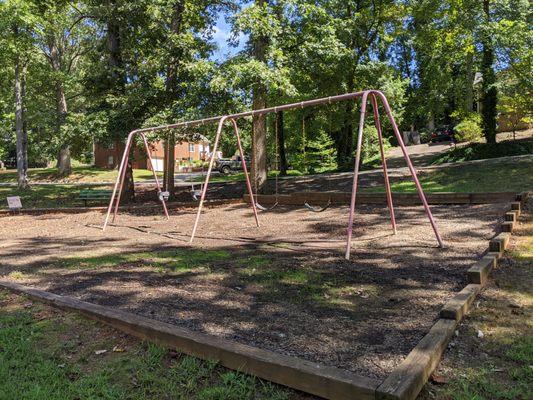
421, 214, 533, 400
0, 166, 161, 183
0, 290, 290, 400
1, 158, 531, 209
0, 185, 111, 209
431, 138, 533, 165
364, 158, 533, 194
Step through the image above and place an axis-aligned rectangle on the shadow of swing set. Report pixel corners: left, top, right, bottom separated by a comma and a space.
102, 90, 444, 260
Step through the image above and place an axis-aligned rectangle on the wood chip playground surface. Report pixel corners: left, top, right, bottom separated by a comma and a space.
0, 203, 508, 383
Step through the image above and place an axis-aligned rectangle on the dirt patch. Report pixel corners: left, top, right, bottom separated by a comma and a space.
0, 203, 507, 380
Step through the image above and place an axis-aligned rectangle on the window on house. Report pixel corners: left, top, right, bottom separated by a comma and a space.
108, 142, 115, 150
189, 143, 195, 152
107, 156, 114, 166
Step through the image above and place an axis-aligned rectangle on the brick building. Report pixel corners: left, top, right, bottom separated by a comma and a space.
94, 138, 210, 171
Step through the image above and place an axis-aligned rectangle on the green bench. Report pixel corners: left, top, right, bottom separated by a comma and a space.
78, 189, 113, 207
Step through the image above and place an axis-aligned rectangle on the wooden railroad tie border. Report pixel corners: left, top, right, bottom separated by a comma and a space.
439, 284, 482, 321
489, 232, 511, 257
0, 281, 379, 400
0, 198, 242, 217
378, 198, 523, 400
1, 194, 524, 400
376, 319, 457, 400
467, 256, 498, 285
243, 192, 518, 206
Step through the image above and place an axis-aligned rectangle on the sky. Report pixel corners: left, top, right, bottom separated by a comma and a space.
211, 12, 247, 61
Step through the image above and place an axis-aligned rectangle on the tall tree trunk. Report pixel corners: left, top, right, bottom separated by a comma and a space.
55, 82, 71, 176
48, 34, 71, 176
465, 51, 474, 114
276, 111, 287, 175
163, 0, 185, 196
163, 133, 175, 193
481, 0, 497, 144
14, 52, 28, 189
107, 0, 134, 201
21, 62, 28, 175
251, 0, 268, 192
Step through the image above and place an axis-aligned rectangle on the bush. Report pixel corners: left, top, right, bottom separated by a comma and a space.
454, 114, 483, 143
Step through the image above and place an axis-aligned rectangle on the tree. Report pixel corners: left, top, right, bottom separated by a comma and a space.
34, 0, 93, 176
480, 0, 497, 143
0, 0, 37, 188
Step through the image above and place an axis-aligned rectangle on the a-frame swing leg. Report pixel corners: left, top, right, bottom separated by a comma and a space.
345, 91, 443, 260
345, 91, 370, 260
374, 91, 443, 248
103, 131, 170, 231
371, 93, 397, 234
140, 133, 169, 219
103, 133, 134, 231
189, 117, 259, 243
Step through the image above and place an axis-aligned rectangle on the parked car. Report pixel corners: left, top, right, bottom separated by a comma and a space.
215, 155, 251, 174
430, 126, 455, 143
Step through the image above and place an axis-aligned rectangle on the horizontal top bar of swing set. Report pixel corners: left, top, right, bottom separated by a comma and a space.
131, 90, 375, 135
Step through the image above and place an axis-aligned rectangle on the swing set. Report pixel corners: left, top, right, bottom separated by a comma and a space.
102, 90, 444, 260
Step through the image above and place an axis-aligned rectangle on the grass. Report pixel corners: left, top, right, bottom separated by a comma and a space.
0, 290, 291, 400
421, 213, 533, 400
57, 249, 232, 273
0, 184, 111, 209
2, 158, 531, 210
364, 158, 533, 194
431, 138, 533, 165
0, 166, 161, 183
192, 169, 304, 183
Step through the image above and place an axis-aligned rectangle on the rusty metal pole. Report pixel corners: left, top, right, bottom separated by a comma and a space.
111, 143, 131, 223
372, 90, 444, 248
370, 93, 397, 234
140, 133, 169, 219
189, 117, 228, 242
103, 131, 135, 230
345, 91, 369, 260
230, 118, 260, 227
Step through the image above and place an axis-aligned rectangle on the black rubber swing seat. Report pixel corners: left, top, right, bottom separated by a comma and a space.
304, 200, 332, 213
190, 189, 202, 201
255, 201, 279, 211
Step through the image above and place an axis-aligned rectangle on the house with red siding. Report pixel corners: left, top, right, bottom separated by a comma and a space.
94, 137, 210, 171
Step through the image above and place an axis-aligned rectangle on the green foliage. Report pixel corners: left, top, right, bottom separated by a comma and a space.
454, 114, 483, 143
432, 139, 533, 164
0, 0, 531, 175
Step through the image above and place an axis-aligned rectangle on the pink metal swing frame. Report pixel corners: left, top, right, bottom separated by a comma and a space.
103, 90, 443, 258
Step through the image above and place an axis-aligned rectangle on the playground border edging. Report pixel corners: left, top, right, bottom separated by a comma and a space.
0, 192, 527, 400
376, 193, 525, 400
0, 280, 379, 400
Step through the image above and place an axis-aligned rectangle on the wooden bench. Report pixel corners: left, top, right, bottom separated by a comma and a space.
78, 189, 113, 207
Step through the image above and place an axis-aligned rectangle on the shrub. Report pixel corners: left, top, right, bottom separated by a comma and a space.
454, 114, 483, 143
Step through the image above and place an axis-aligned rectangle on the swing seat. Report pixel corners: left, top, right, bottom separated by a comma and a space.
304, 199, 331, 213
256, 201, 278, 211
191, 189, 202, 201
158, 191, 170, 201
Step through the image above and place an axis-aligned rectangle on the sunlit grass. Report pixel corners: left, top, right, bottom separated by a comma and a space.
58, 249, 232, 273
0, 165, 161, 183
0, 290, 290, 399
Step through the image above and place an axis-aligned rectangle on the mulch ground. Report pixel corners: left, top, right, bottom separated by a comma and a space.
0, 202, 507, 380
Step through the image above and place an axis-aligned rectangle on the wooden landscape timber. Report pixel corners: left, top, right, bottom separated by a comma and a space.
0, 281, 379, 400
376, 319, 458, 400
467, 256, 498, 285
243, 191, 518, 206
0, 198, 241, 217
